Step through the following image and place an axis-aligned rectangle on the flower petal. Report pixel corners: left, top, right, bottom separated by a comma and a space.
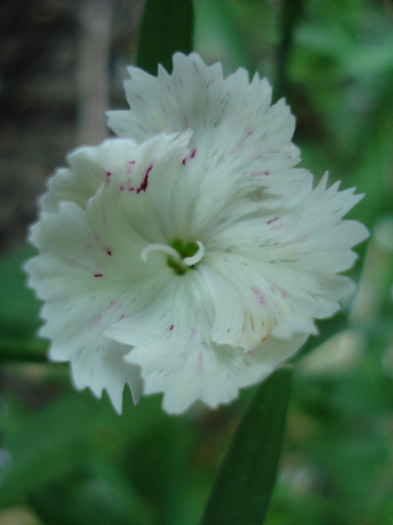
25, 133, 198, 412
41, 139, 138, 213
107, 52, 301, 180
105, 270, 308, 414
24, 200, 150, 412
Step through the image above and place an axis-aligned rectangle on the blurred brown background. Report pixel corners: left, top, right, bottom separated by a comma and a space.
0, 0, 144, 253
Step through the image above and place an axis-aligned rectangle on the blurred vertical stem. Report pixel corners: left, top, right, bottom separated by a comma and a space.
136, 0, 193, 74
275, 0, 304, 100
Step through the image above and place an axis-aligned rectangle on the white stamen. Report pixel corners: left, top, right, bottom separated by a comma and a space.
183, 241, 205, 266
141, 240, 206, 267
141, 243, 180, 262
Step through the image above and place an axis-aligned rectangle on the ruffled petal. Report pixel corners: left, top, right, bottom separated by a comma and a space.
104, 272, 212, 413
105, 271, 308, 414
41, 139, 138, 213
108, 54, 297, 158
200, 175, 368, 343
209, 173, 368, 290
107, 53, 313, 240
25, 133, 198, 412
24, 198, 158, 412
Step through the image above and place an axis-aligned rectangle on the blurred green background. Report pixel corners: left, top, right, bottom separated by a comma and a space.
1, 0, 393, 524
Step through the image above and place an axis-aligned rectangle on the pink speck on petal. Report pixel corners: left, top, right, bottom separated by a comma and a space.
182, 148, 197, 165
106, 249, 112, 256
127, 160, 136, 174
252, 287, 266, 306
105, 171, 112, 183
251, 170, 270, 177
188, 328, 197, 342
120, 183, 125, 191
136, 163, 153, 193
247, 130, 254, 136
169, 324, 174, 331
91, 313, 103, 327
94, 274, 103, 278
67, 254, 81, 268
194, 352, 204, 378
267, 217, 278, 225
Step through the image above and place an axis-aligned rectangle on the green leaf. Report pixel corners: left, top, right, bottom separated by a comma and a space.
29, 461, 155, 525
0, 246, 48, 362
136, 0, 193, 74
193, 0, 251, 73
0, 246, 41, 338
200, 366, 292, 525
0, 390, 164, 506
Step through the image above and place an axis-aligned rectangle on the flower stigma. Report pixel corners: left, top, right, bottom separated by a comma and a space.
141, 239, 205, 275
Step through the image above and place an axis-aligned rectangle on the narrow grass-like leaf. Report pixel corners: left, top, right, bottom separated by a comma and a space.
200, 366, 292, 525
136, 0, 193, 74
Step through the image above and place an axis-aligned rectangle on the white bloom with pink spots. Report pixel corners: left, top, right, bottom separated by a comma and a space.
25, 53, 368, 414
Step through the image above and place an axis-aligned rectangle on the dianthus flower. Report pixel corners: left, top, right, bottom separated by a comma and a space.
25, 53, 368, 414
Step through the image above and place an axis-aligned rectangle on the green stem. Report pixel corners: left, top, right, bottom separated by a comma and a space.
275, 0, 305, 100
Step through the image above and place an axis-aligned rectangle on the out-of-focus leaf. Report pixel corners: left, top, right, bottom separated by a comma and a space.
0, 390, 164, 506
296, 25, 354, 62
0, 246, 41, 338
0, 506, 44, 525
128, 418, 197, 525
29, 461, 154, 525
136, 0, 193, 74
200, 367, 292, 525
341, 41, 393, 77
194, 0, 251, 73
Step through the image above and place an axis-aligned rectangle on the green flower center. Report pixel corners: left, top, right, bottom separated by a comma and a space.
167, 239, 202, 275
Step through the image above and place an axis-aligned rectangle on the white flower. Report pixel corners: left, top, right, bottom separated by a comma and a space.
25, 53, 368, 414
